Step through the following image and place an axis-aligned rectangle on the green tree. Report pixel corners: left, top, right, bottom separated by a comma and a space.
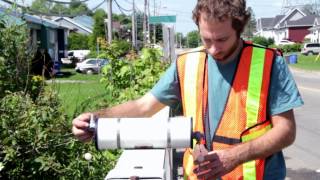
30, 0, 91, 16
51, 3, 69, 15
30, 0, 52, 14
69, 0, 92, 16
243, 7, 256, 40
89, 9, 107, 51
68, 32, 90, 50
186, 30, 201, 48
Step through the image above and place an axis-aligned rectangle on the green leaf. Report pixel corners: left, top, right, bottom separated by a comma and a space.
0, 162, 4, 172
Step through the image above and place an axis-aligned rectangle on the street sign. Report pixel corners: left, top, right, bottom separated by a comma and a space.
149, 15, 176, 24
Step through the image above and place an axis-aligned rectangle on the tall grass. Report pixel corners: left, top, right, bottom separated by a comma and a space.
48, 68, 109, 118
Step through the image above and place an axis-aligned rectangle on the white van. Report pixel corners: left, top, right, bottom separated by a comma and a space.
68, 50, 90, 61
301, 43, 320, 56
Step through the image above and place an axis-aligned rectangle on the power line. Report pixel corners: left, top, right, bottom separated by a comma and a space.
46, 0, 91, 4
1, 0, 106, 17
113, 0, 132, 12
122, 0, 132, 5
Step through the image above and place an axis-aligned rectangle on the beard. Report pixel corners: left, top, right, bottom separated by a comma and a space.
211, 39, 240, 62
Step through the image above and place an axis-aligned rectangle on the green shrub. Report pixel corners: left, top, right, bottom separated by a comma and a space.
100, 47, 168, 104
0, 19, 31, 98
0, 12, 120, 179
0, 91, 119, 179
88, 40, 131, 60
68, 33, 90, 50
252, 36, 274, 47
277, 43, 302, 53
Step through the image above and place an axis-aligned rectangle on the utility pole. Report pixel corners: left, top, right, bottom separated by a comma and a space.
153, 0, 156, 44
132, 0, 137, 49
147, 0, 151, 43
179, 34, 182, 48
143, 0, 148, 45
107, 0, 112, 43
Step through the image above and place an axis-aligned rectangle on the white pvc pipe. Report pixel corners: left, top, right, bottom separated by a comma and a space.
95, 117, 192, 150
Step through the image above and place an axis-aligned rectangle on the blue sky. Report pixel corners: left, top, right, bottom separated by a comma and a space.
9, 0, 283, 35
90, 0, 283, 35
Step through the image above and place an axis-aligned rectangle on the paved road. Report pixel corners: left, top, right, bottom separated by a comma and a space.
285, 68, 320, 180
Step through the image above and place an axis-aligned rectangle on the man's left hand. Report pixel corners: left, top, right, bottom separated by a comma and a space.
193, 149, 240, 179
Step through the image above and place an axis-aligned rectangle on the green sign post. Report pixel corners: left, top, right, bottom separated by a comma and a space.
149, 15, 176, 24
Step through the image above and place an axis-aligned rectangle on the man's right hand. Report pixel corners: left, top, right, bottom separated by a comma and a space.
72, 113, 94, 142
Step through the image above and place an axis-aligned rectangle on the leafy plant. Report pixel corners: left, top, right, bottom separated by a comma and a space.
0, 18, 31, 98
100, 47, 168, 104
68, 33, 90, 50
0, 12, 120, 179
0, 91, 120, 179
252, 36, 274, 47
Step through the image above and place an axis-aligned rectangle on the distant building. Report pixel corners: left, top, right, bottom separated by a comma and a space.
308, 17, 320, 43
0, 7, 70, 64
256, 8, 318, 44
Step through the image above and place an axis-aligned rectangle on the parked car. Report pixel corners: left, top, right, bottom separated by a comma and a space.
301, 43, 320, 56
75, 58, 108, 74
277, 39, 295, 46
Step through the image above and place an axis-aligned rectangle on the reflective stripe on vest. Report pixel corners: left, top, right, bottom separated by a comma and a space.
177, 47, 208, 179
177, 44, 275, 180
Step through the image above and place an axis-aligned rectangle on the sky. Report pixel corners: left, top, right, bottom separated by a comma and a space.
5, 0, 284, 35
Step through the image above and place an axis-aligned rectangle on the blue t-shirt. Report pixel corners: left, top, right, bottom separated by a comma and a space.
150, 49, 303, 179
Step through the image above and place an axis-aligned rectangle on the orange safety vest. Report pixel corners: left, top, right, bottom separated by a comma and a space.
177, 43, 275, 180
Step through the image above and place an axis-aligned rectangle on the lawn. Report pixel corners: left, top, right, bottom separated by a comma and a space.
289, 54, 320, 71
50, 54, 320, 118
48, 68, 110, 118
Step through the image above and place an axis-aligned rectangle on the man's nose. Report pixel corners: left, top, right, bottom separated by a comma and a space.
207, 44, 219, 55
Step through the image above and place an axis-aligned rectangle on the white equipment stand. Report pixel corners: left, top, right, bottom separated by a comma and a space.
89, 107, 192, 180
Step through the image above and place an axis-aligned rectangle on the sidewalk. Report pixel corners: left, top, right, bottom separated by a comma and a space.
289, 66, 320, 77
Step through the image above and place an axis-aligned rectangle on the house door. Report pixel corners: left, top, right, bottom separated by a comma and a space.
57, 29, 65, 62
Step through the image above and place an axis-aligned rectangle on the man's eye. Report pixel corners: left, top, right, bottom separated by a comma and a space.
203, 39, 211, 43
217, 38, 228, 42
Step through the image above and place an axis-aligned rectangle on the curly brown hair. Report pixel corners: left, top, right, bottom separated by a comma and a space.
192, 0, 251, 37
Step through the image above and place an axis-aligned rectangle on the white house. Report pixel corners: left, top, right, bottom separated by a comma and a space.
256, 8, 318, 44
308, 17, 320, 43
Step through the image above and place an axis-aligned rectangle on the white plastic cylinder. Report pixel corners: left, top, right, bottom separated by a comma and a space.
95, 117, 192, 150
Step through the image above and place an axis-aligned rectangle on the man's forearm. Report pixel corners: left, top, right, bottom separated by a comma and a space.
94, 100, 148, 118
233, 110, 296, 165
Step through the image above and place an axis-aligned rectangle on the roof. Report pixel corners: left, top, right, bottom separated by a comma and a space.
285, 15, 317, 27
72, 15, 93, 30
260, 17, 274, 30
258, 15, 285, 30
54, 16, 93, 33
270, 15, 285, 27
24, 14, 70, 29
258, 7, 320, 30
0, 7, 70, 29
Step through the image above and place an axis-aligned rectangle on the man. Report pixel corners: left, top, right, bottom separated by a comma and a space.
72, 0, 303, 179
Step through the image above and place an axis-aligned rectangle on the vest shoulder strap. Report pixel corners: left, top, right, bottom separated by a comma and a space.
177, 46, 206, 57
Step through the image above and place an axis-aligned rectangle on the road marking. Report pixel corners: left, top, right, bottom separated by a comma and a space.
298, 86, 320, 93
